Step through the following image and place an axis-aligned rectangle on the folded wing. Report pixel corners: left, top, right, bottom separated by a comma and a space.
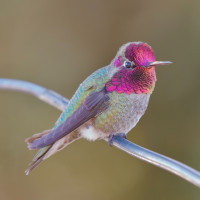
27, 89, 109, 149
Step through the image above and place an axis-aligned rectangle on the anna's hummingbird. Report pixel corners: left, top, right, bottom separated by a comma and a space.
25, 42, 172, 175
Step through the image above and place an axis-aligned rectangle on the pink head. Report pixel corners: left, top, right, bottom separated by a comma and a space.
106, 42, 172, 94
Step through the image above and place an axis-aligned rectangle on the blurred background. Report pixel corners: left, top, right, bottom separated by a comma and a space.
0, 0, 200, 199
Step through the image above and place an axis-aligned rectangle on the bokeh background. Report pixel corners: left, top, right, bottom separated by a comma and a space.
0, 0, 200, 199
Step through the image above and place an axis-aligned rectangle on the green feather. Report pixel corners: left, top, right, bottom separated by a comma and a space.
31, 66, 112, 162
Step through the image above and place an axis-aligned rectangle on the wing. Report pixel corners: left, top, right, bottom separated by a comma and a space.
53, 65, 114, 129
28, 88, 109, 149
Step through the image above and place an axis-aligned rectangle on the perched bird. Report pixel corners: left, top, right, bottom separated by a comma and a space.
25, 42, 171, 175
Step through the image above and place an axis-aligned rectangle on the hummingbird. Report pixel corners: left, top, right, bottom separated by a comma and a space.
25, 41, 172, 175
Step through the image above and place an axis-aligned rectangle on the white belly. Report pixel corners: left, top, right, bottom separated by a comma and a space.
80, 125, 104, 141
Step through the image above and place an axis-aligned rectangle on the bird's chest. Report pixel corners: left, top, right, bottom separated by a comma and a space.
94, 92, 151, 135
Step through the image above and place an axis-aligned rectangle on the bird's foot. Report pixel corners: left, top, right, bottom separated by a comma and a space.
107, 133, 127, 146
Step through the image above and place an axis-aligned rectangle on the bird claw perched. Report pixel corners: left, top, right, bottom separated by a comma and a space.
107, 133, 127, 146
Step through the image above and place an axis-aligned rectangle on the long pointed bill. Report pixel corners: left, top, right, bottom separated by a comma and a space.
149, 61, 172, 67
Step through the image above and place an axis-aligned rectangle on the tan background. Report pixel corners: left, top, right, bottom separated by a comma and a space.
0, 0, 200, 199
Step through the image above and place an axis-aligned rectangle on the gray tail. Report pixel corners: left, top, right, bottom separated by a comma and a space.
25, 146, 51, 175
25, 130, 81, 175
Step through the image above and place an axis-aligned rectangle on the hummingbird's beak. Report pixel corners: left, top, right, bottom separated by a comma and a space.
149, 61, 172, 67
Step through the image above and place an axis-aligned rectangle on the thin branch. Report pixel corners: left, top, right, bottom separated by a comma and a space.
0, 78, 200, 188
0, 78, 68, 110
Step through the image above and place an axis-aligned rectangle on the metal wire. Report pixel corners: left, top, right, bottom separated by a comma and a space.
0, 78, 200, 188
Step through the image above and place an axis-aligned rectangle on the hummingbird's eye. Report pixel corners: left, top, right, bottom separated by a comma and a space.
124, 61, 132, 68
124, 61, 136, 69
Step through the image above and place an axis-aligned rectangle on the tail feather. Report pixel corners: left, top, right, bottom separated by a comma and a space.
25, 130, 81, 175
25, 146, 51, 175
29, 146, 50, 165
25, 159, 43, 175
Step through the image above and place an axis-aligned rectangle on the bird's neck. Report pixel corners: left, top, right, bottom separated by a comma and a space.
106, 67, 156, 94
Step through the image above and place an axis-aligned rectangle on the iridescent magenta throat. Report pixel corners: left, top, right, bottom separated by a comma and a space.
106, 67, 156, 94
